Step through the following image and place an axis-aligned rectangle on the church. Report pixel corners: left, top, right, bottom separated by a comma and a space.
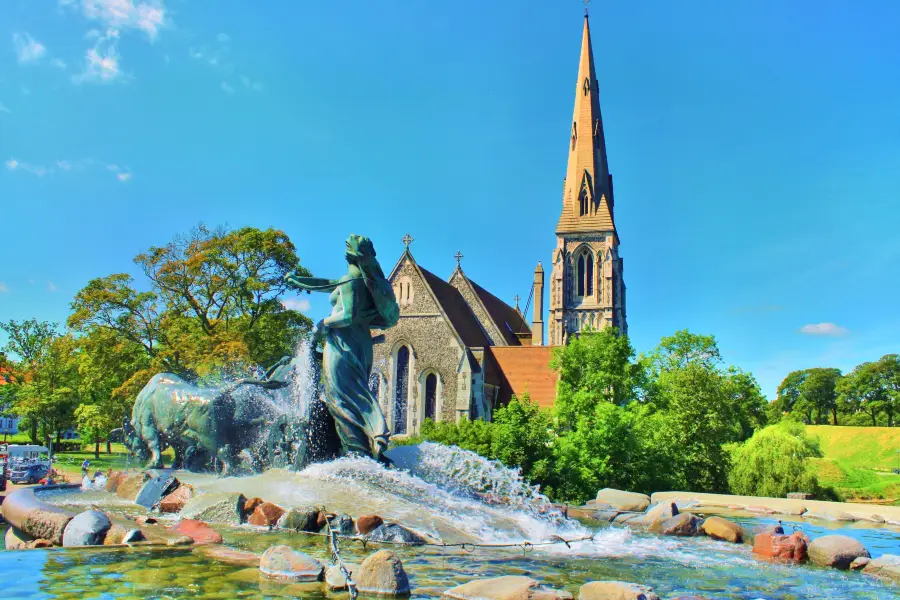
371, 12, 627, 435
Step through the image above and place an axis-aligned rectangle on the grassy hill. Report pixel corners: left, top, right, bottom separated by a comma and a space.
806, 425, 900, 504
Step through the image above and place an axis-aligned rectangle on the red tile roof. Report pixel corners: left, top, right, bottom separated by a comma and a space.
489, 346, 559, 409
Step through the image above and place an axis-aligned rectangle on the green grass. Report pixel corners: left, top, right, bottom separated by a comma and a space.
806, 425, 900, 504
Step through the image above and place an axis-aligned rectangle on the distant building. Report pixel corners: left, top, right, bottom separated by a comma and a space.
370, 11, 627, 433
0, 369, 20, 436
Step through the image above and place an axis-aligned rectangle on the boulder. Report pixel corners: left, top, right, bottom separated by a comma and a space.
134, 472, 179, 510
116, 473, 150, 501
643, 501, 678, 529
357, 513, 384, 535
325, 562, 361, 591
808, 535, 870, 570
103, 524, 145, 545
802, 508, 856, 522
850, 556, 870, 570
169, 519, 223, 544
752, 532, 808, 562
579, 581, 661, 600
180, 492, 246, 525
5, 526, 35, 550
248, 502, 285, 528
276, 506, 324, 532
167, 535, 194, 546
655, 513, 700, 537
366, 523, 428, 546
194, 544, 261, 567
595, 489, 651, 512
16, 507, 72, 546
863, 554, 900, 583
62, 510, 112, 547
335, 513, 355, 535
244, 497, 265, 514
159, 484, 194, 514
612, 513, 646, 528
356, 550, 410, 596
259, 545, 324, 582
105, 471, 127, 493
134, 515, 158, 526
443, 575, 572, 599
699, 517, 743, 543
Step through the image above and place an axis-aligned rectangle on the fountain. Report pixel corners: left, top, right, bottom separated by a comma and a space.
2, 235, 900, 598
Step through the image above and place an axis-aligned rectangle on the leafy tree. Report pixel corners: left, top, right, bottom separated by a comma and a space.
727, 421, 823, 498
775, 368, 841, 425
838, 362, 887, 426
74, 403, 118, 459
490, 394, 554, 486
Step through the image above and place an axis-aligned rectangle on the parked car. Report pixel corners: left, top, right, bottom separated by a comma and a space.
0, 461, 6, 492
9, 463, 50, 485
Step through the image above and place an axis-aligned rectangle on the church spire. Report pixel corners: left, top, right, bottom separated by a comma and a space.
556, 12, 616, 237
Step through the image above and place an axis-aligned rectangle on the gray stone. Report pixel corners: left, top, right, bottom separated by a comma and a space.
134, 471, 179, 510
808, 535, 870, 570
335, 513, 355, 535
643, 501, 678, 530
655, 513, 700, 537
850, 556, 870, 570
442, 575, 572, 599
259, 545, 324, 582
325, 562, 361, 591
356, 550, 410, 596
863, 554, 900, 583
62, 510, 112, 547
366, 523, 427, 546
276, 506, 323, 532
579, 580, 661, 600
179, 492, 246, 525
595, 489, 651, 512
121, 529, 145, 544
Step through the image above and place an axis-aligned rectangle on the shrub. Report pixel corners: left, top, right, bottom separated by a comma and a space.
726, 421, 822, 498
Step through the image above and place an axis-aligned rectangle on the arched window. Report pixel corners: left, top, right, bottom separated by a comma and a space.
586, 253, 594, 296
394, 346, 410, 434
577, 255, 585, 296
424, 373, 437, 421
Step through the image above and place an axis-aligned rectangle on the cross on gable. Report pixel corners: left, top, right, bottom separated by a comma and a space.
454, 250, 464, 267
514, 294, 521, 308
402, 233, 414, 249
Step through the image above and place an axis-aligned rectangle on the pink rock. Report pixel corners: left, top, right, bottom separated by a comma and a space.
752, 532, 808, 562
169, 519, 223, 545
159, 485, 193, 514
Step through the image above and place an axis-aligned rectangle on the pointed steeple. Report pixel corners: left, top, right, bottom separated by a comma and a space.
556, 14, 616, 236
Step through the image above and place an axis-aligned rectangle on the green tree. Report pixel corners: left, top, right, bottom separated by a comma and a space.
74, 403, 118, 459
838, 362, 887, 426
491, 394, 554, 489
727, 421, 822, 498
775, 368, 842, 425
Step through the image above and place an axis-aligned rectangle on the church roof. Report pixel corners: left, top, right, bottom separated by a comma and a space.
489, 346, 559, 409
465, 277, 531, 346
556, 14, 618, 239
417, 267, 491, 349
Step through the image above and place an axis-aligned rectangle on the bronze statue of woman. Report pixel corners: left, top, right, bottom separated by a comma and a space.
284, 234, 400, 462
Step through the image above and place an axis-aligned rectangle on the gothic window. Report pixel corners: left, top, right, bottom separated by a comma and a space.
577, 255, 585, 297
424, 373, 437, 421
586, 253, 594, 296
393, 346, 410, 435
571, 122, 577, 150
583, 77, 591, 96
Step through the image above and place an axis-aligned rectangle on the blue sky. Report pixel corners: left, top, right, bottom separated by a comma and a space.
1, 0, 898, 398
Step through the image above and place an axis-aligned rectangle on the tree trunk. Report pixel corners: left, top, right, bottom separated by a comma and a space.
94, 440, 100, 460
30, 421, 38, 444
871, 411, 878, 426
832, 407, 838, 426
106, 439, 112, 454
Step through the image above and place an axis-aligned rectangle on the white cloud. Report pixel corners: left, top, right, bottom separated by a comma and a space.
282, 298, 311, 312
221, 81, 234, 94
5, 159, 47, 176
57, 160, 72, 170
12, 33, 47, 64
6, 157, 132, 180
72, 31, 122, 84
216, 33, 230, 43
117, 172, 131, 182
0, 282, 8, 293
46, 281, 58, 293
51, 58, 67, 69
64, 0, 167, 42
6, 159, 19, 170
799, 322, 849, 337
0, 102, 9, 114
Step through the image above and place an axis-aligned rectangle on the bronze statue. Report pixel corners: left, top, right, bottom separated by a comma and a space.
284, 234, 400, 462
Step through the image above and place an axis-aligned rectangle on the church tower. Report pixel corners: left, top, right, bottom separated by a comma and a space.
549, 12, 627, 345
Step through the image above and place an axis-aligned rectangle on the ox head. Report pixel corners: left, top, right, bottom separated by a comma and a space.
122, 416, 150, 462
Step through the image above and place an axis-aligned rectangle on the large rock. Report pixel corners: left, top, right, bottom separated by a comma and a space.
62, 510, 112, 547
159, 484, 193, 514
277, 506, 324, 532
104, 471, 127, 493
356, 550, 411, 596
357, 514, 384, 535
325, 562, 361, 591
643, 501, 678, 529
5, 526, 35, 550
259, 545, 324, 582
134, 472, 179, 509
334, 513, 355, 535
169, 519, 223, 544
595, 489, 651, 512
699, 516, 743, 543
244, 497, 264, 515
752, 532, 808, 562
194, 544, 261, 567
808, 535, 870, 570
248, 502, 285, 528
579, 581, 661, 600
116, 473, 150, 501
655, 513, 700, 537
443, 575, 572, 599
180, 492, 246, 525
366, 523, 427, 546
103, 523, 145, 545
862, 554, 900, 583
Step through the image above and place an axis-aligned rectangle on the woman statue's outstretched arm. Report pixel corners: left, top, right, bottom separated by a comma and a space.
284, 271, 339, 293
